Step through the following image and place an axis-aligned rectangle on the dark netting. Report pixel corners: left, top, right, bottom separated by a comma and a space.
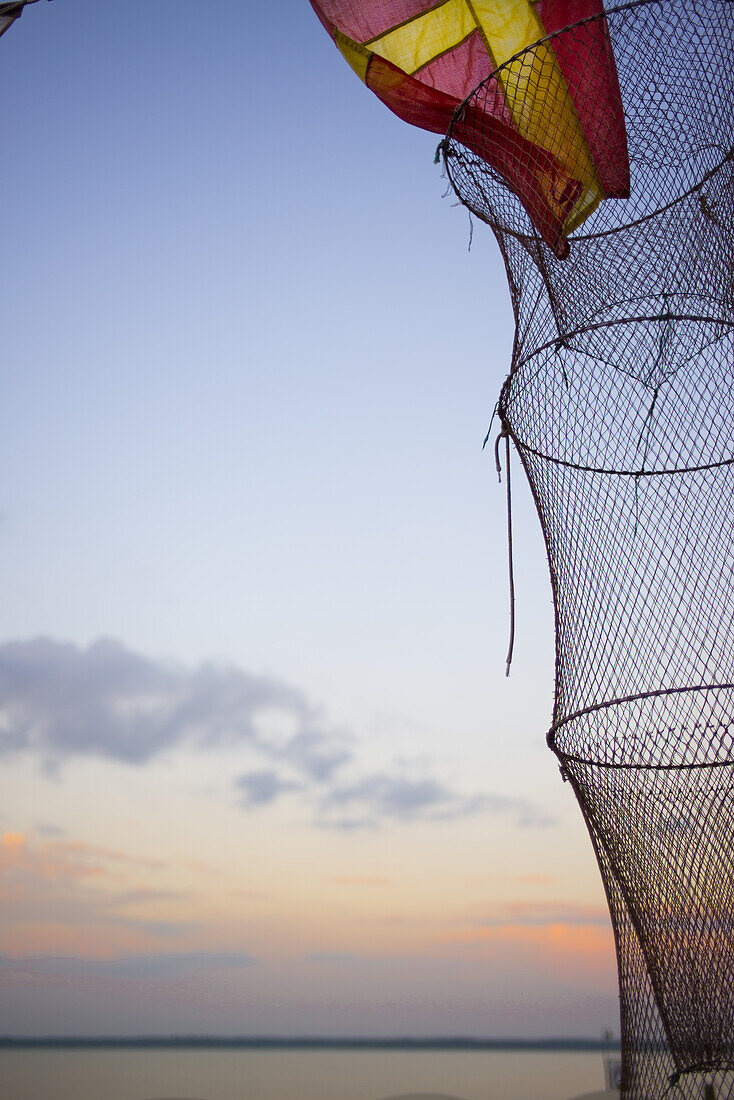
442, 1, 734, 1096
0, 1, 47, 40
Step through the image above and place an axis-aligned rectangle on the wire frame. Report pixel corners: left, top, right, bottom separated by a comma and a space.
443, 2, 734, 1096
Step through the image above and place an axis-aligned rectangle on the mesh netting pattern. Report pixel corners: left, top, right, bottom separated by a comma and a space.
443, 1, 734, 1096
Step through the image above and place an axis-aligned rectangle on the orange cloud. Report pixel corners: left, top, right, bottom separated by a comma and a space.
491, 899, 609, 924
1, 836, 100, 882
435, 909, 616, 987
330, 876, 392, 887
0, 834, 164, 885
444, 921, 611, 952
1, 832, 25, 851
0, 829, 201, 961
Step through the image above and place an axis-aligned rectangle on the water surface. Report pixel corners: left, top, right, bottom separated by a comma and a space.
0, 1047, 605, 1100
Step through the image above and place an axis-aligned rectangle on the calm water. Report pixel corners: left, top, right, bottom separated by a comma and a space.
0, 1048, 606, 1100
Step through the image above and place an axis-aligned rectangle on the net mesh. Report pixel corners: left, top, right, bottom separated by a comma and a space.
442, 1, 734, 1096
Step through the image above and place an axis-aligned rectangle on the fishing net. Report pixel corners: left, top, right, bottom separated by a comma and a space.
0, 1, 46, 39
441, 1, 734, 1096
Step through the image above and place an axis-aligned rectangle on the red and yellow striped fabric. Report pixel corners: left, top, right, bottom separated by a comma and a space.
310, 0, 629, 257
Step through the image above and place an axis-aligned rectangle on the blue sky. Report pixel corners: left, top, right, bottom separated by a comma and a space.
0, 0, 617, 1037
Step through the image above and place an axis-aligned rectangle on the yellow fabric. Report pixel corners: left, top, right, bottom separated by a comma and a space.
467, 0, 539, 61
335, 28, 370, 82
368, 0, 475, 75
334, 0, 604, 233
468, 0, 602, 230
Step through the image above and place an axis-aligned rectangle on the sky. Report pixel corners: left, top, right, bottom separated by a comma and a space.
0, 0, 618, 1037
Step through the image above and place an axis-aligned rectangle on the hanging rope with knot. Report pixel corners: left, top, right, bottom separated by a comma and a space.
495, 420, 516, 677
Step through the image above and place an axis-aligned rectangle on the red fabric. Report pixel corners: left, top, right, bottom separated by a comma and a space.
309, 0, 335, 37
364, 52, 461, 135
537, 0, 630, 197
310, 0, 629, 256
416, 29, 492, 101
366, 54, 577, 257
456, 100, 579, 258
309, 0, 441, 47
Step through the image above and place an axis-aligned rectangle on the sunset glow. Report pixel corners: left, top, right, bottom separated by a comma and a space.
0, 0, 618, 1040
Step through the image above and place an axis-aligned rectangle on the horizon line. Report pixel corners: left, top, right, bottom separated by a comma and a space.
0, 1035, 620, 1050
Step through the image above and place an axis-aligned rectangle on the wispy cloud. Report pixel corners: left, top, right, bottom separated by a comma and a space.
0, 951, 254, 982
235, 769, 302, 807
0, 832, 163, 883
318, 774, 471, 827
317, 773, 554, 831
305, 952, 359, 963
0, 637, 556, 832
330, 876, 392, 887
475, 900, 611, 928
436, 900, 614, 968
435, 918, 617, 987
0, 833, 192, 938
0, 637, 321, 767
34, 823, 66, 838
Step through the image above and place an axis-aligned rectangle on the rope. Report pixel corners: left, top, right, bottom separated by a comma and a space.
495, 422, 516, 677
482, 401, 499, 450
661, 1062, 719, 1098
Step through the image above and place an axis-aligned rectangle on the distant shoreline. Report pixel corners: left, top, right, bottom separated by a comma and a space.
0, 1036, 620, 1050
